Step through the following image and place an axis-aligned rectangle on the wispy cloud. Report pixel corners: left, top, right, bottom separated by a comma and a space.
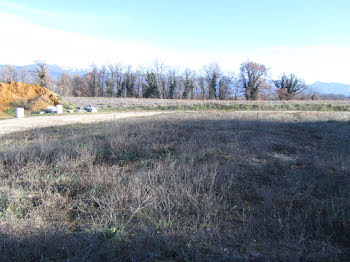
0, 1, 59, 18
0, 1, 130, 32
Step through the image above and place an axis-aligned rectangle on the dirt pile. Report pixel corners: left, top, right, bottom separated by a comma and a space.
0, 81, 59, 113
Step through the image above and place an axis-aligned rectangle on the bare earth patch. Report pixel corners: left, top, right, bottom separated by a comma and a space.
0, 111, 173, 135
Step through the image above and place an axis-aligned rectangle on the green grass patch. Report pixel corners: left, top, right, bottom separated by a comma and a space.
5, 107, 16, 115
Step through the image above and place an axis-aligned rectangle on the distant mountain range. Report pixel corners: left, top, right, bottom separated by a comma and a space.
310, 81, 350, 97
1, 64, 349, 96
0, 64, 88, 80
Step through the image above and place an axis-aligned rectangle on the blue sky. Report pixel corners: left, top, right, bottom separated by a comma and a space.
1, 0, 350, 83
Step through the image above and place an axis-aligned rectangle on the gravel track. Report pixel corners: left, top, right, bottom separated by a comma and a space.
0, 111, 172, 135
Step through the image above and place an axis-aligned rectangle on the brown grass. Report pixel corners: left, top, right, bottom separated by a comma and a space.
0, 111, 349, 261
64, 97, 350, 112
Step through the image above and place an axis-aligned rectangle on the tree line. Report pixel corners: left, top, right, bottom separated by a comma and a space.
0, 61, 347, 100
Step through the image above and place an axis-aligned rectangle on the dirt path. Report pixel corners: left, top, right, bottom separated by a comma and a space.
1, 110, 349, 136
0, 111, 173, 136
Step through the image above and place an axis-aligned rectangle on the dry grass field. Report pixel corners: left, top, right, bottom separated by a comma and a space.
64, 97, 350, 112
0, 111, 349, 261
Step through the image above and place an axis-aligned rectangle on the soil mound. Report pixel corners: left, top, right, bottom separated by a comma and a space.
0, 81, 59, 113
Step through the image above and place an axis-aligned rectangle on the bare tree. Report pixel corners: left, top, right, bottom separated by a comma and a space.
152, 60, 167, 99
240, 61, 268, 100
18, 66, 31, 83
105, 76, 114, 97
36, 60, 318, 101
274, 74, 306, 100
260, 80, 277, 100
57, 73, 73, 96
86, 64, 99, 96
134, 67, 144, 98
108, 63, 125, 97
296, 86, 319, 100
106, 64, 116, 97
197, 76, 207, 99
72, 75, 89, 97
98, 65, 107, 97
230, 74, 242, 100
0, 65, 18, 82
218, 74, 234, 100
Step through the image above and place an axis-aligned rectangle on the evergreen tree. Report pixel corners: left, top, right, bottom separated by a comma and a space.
168, 71, 177, 99
205, 63, 221, 99
125, 70, 137, 97
208, 71, 218, 99
182, 69, 194, 99
35, 61, 50, 88
142, 72, 160, 98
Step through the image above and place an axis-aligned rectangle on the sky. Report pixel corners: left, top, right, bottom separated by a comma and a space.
1, 0, 350, 84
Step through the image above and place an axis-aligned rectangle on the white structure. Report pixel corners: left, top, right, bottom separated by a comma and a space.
46, 106, 58, 113
16, 108, 24, 118
85, 105, 98, 112
56, 105, 63, 114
